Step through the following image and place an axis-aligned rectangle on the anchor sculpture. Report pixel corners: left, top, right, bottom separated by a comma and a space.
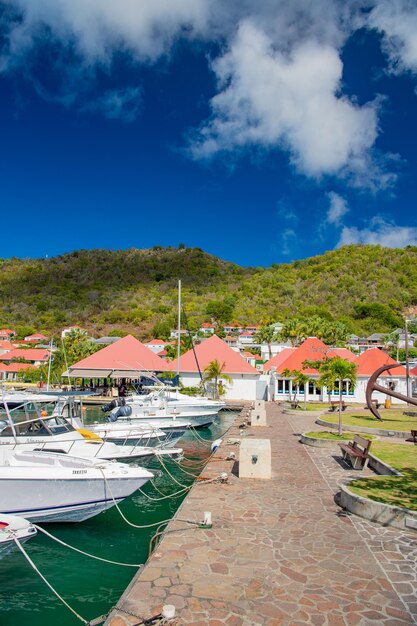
366, 362, 417, 421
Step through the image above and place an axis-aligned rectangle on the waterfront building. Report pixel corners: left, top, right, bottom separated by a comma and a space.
170, 334, 261, 401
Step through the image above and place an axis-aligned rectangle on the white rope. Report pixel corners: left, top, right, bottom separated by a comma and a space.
154, 452, 189, 488
138, 483, 191, 501
34, 525, 143, 567
98, 468, 177, 529
11, 534, 89, 625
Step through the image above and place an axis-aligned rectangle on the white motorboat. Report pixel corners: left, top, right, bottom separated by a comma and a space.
0, 450, 153, 523
0, 513, 37, 558
0, 413, 177, 463
102, 399, 217, 429
126, 386, 226, 415
89, 421, 186, 448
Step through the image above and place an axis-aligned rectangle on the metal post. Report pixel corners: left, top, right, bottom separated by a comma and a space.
405, 319, 410, 399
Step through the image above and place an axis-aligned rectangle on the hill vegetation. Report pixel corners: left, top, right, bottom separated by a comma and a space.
1, 244, 416, 340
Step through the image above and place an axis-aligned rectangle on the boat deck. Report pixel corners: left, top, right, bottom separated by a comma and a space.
106, 403, 417, 625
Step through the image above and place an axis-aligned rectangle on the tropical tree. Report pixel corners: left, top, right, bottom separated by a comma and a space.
316, 357, 357, 436
255, 325, 279, 359
203, 360, 232, 399
278, 318, 308, 346
282, 368, 310, 409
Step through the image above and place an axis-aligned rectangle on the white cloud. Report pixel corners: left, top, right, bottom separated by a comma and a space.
338, 215, 417, 247
281, 228, 297, 255
188, 22, 379, 182
0, 0, 403, 188
326, 191, 349, 226
368, 0, 417, 74
82, 87, 142, 122
3, 0, 210, 65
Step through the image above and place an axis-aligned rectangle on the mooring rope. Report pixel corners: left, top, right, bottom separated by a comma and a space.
11, 534, 89, 625
34, 525, 143, 567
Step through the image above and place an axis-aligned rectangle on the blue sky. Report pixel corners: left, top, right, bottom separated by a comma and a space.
0, 0, 416, 267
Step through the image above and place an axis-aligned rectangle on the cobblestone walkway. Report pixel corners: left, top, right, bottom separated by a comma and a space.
107, 404, 416, 626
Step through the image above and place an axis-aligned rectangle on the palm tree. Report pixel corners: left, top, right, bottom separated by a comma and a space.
282, 368, 310, 409
316, 357, 357, 436
203, 360, 232, 399
255, 325, 279, 360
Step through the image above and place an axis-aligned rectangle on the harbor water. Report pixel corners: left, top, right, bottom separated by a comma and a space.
0, 408, 236, 626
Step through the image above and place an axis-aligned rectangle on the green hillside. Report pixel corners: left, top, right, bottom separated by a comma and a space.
1, 244, 416, 340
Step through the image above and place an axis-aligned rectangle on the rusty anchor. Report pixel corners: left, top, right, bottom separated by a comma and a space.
366, 362, 417, 421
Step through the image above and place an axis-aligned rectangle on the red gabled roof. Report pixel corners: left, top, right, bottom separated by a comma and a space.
0, 329, 15, 336
0, 349, 50, 362
331, 348, 357, 362
269, 338, 337, 374
354, 348, 407, 376
25, 333, 48, 340
411, 365, 417, 377
201, 323, 214, 328
170, 334, 258, 374
147, 339, 166, 345
1, 362, 38, 372
263, 348, 296, 372
69, 334, 170, 372
0, 341, 14, 351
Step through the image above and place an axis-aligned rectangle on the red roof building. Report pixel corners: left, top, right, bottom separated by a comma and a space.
67, 334, 170, 377
0, 341, 15, 355
0, 349, 50, 364
171, 334, 258, 374
353, 348, 407, 377
24, 333, 49, 342
263, 348, 296, 372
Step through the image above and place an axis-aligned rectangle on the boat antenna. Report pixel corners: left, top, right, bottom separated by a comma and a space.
182, 305, 203, 382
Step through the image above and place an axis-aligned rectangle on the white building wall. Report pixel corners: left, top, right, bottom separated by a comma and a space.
180, 372, 260, 401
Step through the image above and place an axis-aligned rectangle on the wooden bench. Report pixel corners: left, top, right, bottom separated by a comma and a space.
339, 435, 372, 469
329, 400, 347, 412
405, 430, 417, 445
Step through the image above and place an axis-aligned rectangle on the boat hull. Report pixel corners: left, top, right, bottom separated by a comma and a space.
0, 457, 153, 523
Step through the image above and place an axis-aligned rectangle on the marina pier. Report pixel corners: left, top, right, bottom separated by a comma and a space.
106, 402, 417, 626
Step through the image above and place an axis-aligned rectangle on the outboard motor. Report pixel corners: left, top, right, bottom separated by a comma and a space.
101, 398, 126, 413
106, 404, 132, 422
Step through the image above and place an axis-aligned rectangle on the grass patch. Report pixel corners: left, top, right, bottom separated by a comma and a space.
348, 441, 417, 511
325, 408, 417, 433
304, 431, 374, 441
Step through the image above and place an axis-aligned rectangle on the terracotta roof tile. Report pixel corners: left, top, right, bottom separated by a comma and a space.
69, 334, 170, 372
354, 348, 407, 376
170, 335, 258, 374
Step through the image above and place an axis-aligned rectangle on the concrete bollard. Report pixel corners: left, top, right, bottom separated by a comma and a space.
239, 439, 271, 479
250, 408, 267, 426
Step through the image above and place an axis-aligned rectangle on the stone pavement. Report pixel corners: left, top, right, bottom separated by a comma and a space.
107, 403, 417, 626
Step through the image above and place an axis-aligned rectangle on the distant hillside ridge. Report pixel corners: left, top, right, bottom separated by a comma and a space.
0, 244, 416, 339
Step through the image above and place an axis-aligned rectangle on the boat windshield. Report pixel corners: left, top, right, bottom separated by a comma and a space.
0, 416, 75, 437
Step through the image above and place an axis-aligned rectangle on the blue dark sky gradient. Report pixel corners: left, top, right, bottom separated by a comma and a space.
0, 1, 416, 267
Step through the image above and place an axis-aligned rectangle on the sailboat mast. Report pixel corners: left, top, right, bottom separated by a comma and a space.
46, 338, 53, 392
177, 279, 181, 383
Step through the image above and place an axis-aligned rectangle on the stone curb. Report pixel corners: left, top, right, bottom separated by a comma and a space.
316, 417, 409, 438
339, 482, 417, 532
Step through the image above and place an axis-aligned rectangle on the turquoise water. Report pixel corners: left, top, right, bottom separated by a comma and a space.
0, 409, 235, 626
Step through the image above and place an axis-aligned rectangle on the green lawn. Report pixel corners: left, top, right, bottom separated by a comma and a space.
348, 441, 417, 511
324, 408, 417, 433
304, 431, 375, 441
